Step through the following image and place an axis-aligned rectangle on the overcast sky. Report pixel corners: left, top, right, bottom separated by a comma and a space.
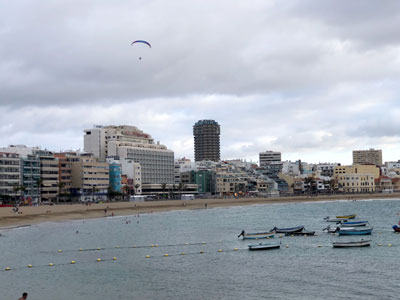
1, 0, 400, 164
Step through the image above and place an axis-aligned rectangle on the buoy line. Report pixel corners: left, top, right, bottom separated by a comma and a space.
40, 240, 232, 254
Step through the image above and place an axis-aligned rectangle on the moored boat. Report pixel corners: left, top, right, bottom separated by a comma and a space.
336, 214, 356, 219
340, 220, 368, 227
332, 239, 371, 248
392, 225, 400, 233
238, 230, 275, 240
285, 231, 316, 236
324, 217, 348, 222
271, 225, 304, 233
338, 226, 373, 235
248, 242, 281, 251
323, 225, 339, 233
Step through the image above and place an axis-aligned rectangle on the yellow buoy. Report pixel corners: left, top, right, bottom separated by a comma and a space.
378, 243, 382, 246
151, 244, 154, 247
155, 244, 159, 247
71, 261, 76, 264
97, 247, 101, 250
133, 245, 136, 248
234, 248, 238, 251
5, 267, 11, 271
202, 242, 206, 244
286, 245, 289, 248
388, 243, 392, 247
181, 252, 185, 255
164, 254, 169, 257
79, 248, 83, 251
279, 234, 283, 238
96, 258, 101, 262
200, 250, 204, 254
115, 246, 120, 248
267, 237, 270, 239
291, 235, 294, 237
28, 264, 33, 268
145, 255, 150, 258
113, 257, 117, 260
218, 249, 223, 252
49, 263, 54, 266
58, 249, 62, 253
185, 242, 189, 245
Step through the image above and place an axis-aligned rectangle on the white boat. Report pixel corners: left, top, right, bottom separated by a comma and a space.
248, 242, 281, 251
332, 239, 371, 248
238, 230, 275, 240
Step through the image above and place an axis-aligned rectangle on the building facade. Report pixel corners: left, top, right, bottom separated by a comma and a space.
193, 120, 220, 162
71, 154, 109, 202
84, 125, 174, 186
34, 150, 59, 202
0, 152, 21, 202
259, 151, 281, 167
353, 149, 382, 166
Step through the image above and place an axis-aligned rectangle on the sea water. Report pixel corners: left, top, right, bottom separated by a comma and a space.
1, 198, 400, 300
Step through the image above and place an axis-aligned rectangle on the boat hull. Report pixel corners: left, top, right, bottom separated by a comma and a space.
325, 218, 348, 222
392, 225, 400, 232
336, 214, 356, 219
242, 233, 275, 240
285, 231, 315, 236
341, 221, 368, 227
333, 240, 371, 248
272, 225, 304, 233
338, 227, 373, 235
248, 243, 280, 251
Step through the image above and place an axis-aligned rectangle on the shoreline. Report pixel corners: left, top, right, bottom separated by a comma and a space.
1, 193, 400, 230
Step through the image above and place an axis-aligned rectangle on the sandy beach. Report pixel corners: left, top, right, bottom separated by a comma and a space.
1, 193, 400, 229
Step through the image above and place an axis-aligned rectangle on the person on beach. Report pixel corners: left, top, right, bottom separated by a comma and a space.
19, 292, 28, 300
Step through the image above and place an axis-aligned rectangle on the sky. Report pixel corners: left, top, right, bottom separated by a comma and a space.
1, 0, 400, 165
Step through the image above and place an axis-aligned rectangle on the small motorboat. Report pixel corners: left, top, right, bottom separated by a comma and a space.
285, 231, 316, 236
271, 225, 304, 233
238, 230, 275, 240
324, 217, 348, 222
336, 214, 357, 219
338, 226, 373, 235
340, 220, 368, 227
248, 242, 281, 251
323, 225, 339, 233
392, 225, 400, 233
332, 239, 371, 248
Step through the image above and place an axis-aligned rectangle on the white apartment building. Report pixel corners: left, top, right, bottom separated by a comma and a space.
259, 151, 281, 167
84, 125, 174, 185
0, 152, 21, 201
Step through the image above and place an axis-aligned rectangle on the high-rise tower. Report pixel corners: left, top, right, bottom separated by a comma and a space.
193, 120, 220, 162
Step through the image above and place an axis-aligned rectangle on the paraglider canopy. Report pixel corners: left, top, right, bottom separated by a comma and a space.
131, 40, 151, 48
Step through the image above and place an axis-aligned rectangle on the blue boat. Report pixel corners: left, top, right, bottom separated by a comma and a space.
338, 226, 373, 235
340, 220, 368, 227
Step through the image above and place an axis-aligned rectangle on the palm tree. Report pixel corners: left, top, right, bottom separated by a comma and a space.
122, 184, 130, 201
160, 183, 167, 198
57, 181, 65, 203
35, 178, 43, 205
13, 184, 26, 204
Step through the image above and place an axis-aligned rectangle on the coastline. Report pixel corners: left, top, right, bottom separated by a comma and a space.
1, 193, 400, 230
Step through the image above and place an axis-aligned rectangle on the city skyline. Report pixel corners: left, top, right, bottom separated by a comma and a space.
2, 1, 400, 164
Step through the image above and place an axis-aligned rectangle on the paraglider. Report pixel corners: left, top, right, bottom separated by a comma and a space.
131, 40, 151, 60
131, 40, 151, 48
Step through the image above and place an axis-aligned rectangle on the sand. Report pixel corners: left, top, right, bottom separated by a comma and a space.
1, 193, 400, 229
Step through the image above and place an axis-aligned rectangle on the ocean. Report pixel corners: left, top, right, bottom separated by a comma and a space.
1, 198, 400, 300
